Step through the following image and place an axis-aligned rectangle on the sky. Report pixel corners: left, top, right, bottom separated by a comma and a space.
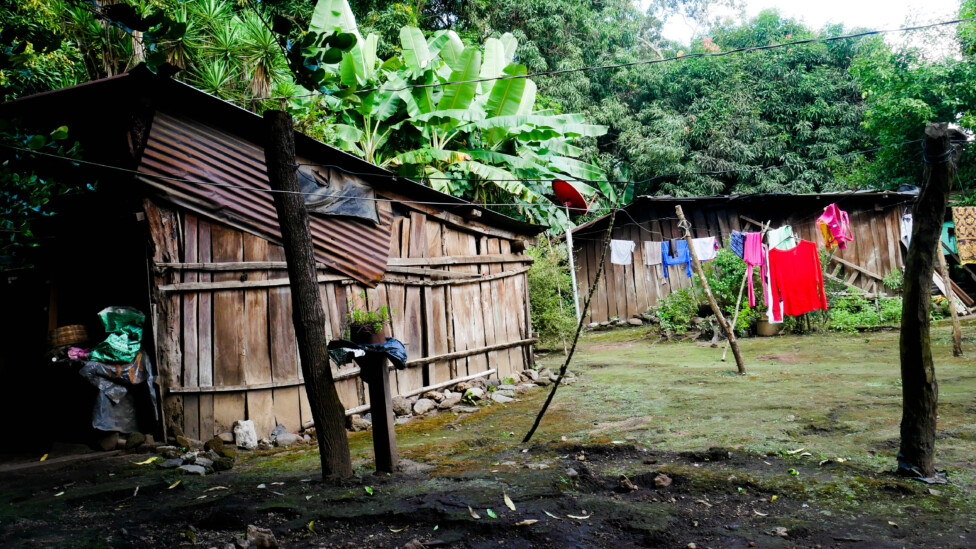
657, 0, 963, 47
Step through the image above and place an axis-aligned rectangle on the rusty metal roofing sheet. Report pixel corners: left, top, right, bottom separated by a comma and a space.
137, 111, 393, 286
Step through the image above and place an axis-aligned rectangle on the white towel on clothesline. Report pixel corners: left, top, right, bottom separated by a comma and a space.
610, 240, 636, 265
692, 237, 718, 261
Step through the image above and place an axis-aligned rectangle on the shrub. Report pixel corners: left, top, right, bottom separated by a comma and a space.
527, 240, 577, 348
882, 267, 904, 293
655, 287, 700, 334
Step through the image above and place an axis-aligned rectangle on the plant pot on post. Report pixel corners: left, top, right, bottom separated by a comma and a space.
349, 324, 398, 474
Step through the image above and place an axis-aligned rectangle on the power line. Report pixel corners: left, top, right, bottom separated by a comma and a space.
230, 16, 976, 103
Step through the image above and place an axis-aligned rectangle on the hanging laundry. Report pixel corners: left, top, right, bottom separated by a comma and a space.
742, 232, 767, 308
816, 204, 853, 251
767, 240, 828, 321
661, 240, 693, 278
764, 244, 783, 324
953, 207, 976, 265
610, 239, 636, 265
941, 221, 957, 254
900, 212, 913, 249
692, 236, 718, 261
768, 225, 799, 251
643, 240, 663, 265
729, 231, 745, 258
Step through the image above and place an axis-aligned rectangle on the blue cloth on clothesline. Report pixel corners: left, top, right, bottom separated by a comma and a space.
729, 231, 745, 258
661, 240, 693, 278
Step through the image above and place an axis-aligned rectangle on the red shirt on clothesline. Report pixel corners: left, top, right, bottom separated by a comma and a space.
768, 240, 828, 321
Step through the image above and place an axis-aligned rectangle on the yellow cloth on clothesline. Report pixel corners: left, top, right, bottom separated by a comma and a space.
953, 207, 976, 265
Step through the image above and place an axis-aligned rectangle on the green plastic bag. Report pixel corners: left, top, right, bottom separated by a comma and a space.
90, 306, 145, 364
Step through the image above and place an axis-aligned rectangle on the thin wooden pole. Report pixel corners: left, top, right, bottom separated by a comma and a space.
721, 271, 748, 362
935, 248, 963, 357
676, 205, 746, 374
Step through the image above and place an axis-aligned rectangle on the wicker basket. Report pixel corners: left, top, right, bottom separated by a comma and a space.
48, 324, 89, 348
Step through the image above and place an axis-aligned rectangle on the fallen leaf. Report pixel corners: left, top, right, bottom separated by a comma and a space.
40, 454, 48, 462
753, 510, 768, 517
185, 529, 196, 543
468, 506, 481, 519
787, 448, 805, 455
504, 492, 516, 511
770, 495, 778, 502
433, 525, 439, 531
205, 486, 228, 492
307, 521, 315, 534
695, 499, 713, 508
836, 458, 847, 463
196, 495, 208, 500
567, 514, 591, 520
271, 482, 285, 485
257, 484, 266, 489
788, 468, 799, 476
543, 510, 561, 519
305, 495, 313, 501
132, 456, 160, 465
133, 486, 139, 497
888, 521, 898, 528
365, 486, 374, 495
389, 526, 407, 533
928, 488, 942, 496
516, 519, 538, 526
486, 509, 498, 519
799, 452, 812, 457
819, 460, 831, 466
54, 491, 64, 497
271, 491, 285, 496
168, 480, 181, 490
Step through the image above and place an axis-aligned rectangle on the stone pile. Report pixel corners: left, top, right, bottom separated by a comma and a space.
341, 368, 577, 432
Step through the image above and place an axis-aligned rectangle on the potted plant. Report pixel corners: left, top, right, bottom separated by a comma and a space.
346, 297, 393, 345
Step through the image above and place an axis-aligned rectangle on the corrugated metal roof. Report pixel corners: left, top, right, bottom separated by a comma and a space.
138, 111, 393, 286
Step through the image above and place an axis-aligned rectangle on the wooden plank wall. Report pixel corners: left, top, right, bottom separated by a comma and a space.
154, 204, 533, 440
575, 202, 908, 324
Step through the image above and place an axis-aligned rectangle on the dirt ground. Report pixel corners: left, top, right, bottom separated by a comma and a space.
1, 320, 974, 548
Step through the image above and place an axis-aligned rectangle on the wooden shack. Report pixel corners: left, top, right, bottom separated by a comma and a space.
0, 68, 543, 444
570, 193, 920, 324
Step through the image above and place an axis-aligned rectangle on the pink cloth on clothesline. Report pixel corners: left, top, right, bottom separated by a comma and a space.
743, 232, 768, 308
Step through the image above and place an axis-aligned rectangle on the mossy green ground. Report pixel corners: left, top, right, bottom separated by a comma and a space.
1, 320, 973, 547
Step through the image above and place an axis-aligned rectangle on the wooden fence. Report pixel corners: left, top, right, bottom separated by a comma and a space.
146, 200, 535, 440
573, 195, 913, 324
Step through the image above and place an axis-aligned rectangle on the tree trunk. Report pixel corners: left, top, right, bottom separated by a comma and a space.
898, 123, 954, 477
263, 110, 352, 481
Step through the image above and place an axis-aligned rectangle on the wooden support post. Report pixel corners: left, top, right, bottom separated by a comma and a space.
935, 248, 963, 357
676, 205, 746, 374
352, 331, 398, 475
721, 271, 748, 362
264, 110, 353, 481
898, 122, 955, 478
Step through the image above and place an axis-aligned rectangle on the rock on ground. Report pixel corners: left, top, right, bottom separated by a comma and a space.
270, 424, 288, 440
464, 387, 485, 400
274, 433, 300, 447
628, 318, 643, 326
413, 398, 436, 415
421, 390, 444, 402
348, 415, 371, 432
490, 393, 514, 403
438, 394, 462, 409
245, 524, 278, 548
391, 396, 412, 416
217, 432, 234, 443
178, 464, 206, 475
159, 458, 183, 469
233, 420, 258, 450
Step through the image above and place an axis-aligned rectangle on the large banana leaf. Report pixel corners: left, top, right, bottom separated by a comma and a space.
309, 0, 356, 33
484, 65, 527, 146
463, 149, 539, 170
500, 33, 517, 65
362, 86, 400, 120
434, 30, 466, 71
517, 79, 536, 115
411, 109, 485, 124
436, 47, 481, 112
549, 155, 607, 182
400, 26, 430, 75
454, 160, 540, 202
480, 37, 505, 84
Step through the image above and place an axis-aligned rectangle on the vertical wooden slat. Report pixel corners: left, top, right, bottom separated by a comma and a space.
399, 212, 426, 391
423, 221, 451, 384
197, 219, 214, 438
211, 224, 245, 435
630, 225, 649, 314
483, 237, 506, 380
500, 239, 525, 371
883, 209, 900, 276
181, 214, 200, 440
463, 231, 489, 373
241, 234, 275, 439
267, 245, 302, 432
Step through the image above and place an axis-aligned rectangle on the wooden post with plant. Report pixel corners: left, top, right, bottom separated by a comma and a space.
263, 109, 353, 481
675, 205, 746, 374
898, 122, 956, 478
347, 301, 398, 474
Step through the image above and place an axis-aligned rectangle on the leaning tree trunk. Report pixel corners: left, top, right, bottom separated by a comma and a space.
264, 109, 353, 481
898, 123, 955, 478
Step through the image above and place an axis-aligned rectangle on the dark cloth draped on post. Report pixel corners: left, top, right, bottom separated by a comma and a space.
327, 338, 408, 370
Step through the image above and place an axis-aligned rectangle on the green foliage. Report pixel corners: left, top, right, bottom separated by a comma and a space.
655, 286, 700, 334
0, 119, 92, 263
0, 0, 86, 101
294, 0, 612, 231
882, 267, 903, 293
698, 247, 760, 331
345, 292, 392, 335
826, 294, 902, 333
526, 240, 576, 348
